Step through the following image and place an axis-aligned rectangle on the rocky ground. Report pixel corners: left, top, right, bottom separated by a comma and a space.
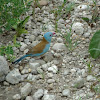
0, 0, 100, 100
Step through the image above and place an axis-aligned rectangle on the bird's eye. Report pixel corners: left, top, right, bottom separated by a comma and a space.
50, 35, 51, 36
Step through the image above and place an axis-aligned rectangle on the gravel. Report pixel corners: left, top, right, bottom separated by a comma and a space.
0, 0, 100, 99
6, 68, 22, 84
21, 83, 32, 98
0, 56, 10, 82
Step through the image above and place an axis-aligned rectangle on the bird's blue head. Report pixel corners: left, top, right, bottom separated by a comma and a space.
44, 32, 55, 43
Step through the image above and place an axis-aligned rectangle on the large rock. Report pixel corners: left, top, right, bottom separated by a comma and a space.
6, 68, 22, 84
21, 83, 32, 98
13, 94, 21, 100
62, 89, 70, 97
33, 89, 44, 100
44, 53, 53, 62
0, 56, 10, 82
72, 77, 84, 88
39, 0, 48, 6
26, 96, 33, 100
52, 43, 66, 51
48, 65, 58, 74
76, 5, 88, 12
72, 22, 84, 35
43, 90, 55, 100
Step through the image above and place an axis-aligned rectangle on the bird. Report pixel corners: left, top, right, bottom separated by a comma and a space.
12, 32, 55, 64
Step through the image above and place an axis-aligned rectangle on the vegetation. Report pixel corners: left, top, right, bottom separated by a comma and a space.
63, 24, 78, 51
0, 0, 31, 34
51, 0, 75, 32
82, 0, 99, 27
12, 16, 30, 37
89, 30, 100, 59
0, 36, 20, 62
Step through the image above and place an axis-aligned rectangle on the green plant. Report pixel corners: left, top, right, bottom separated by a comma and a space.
12, 16, 30, 37
0, 36, 20, 62
78, 97, 82, 100
32, 0, 40, 18
87, 61, 93, 73
86, 60, 94, 73
91, 81, 100, 95
52, 0, 75, 32
37, 69, 45, 80
65, 2, 75, 16
82, 57, 94, 73
92, 0, 99, 22
89, 30, 100, 59
63, 25, 78, 51
82, 0, 99, 26
51, 0, 67, 32
0, 0, 31, 34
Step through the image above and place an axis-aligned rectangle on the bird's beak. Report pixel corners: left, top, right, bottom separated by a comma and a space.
53, 32, 55, 35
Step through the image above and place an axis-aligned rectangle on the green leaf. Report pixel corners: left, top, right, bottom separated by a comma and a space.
89, 30, 100, 58
18, 28, 28, 34
5, 46, 13, 55
13, 35, 17, 44
18, 16, 30, 28
65, 2, 75, 13
82, 17, 90, 23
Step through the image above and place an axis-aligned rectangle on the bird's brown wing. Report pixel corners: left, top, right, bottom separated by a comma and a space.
27, 40, 48, 54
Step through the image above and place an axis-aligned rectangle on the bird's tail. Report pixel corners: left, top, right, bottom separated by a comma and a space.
12, 55, 29, 64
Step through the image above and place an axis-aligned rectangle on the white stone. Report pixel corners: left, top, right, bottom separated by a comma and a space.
47, 73, 53, 78
27, 73, 33, 80
6, 68, 22, 84
24, 39, 30, 44
85, 0, 93, 4
21, 83, 32, 98
47, 79, 55, 83
48, 65, 58, 74
39, 0, 48, 6
44, 53, 53, 62
43, 90, 55, 100
13, 94, 21, 100
29, 63, 40, 69
63, 70, 69, 75
21, 68, 29, 74
76, 5, 88, 11
37, 67, 43, 73
49, 14, 55, 19
41, 64, 49, 71
58, 18, 65, 24
57, 38, 63, 43
3, 81, 9, 86
20, 42, 27, 51
46, 24, 54, 31
31, 60, 46, 65
26, 96, 33, 100
52, 43, 66, 51
0, 56, 10, 82
83, 32, 90, 38
88, 92, 95, 97
24, 49, 29, 54
43, 18, 49, 23
35, 7, 40, 13
73, 77, 84, 88
70, 68, 76, 75
72, 22, 84, 35
62, 89, 70, 97
87, 75, 96, 81
29, 35, 35, 41
33, 89, 44, 100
